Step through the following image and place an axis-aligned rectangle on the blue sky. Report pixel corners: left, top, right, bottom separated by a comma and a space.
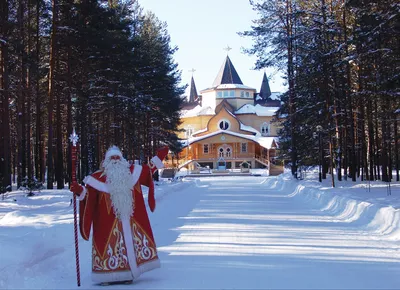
138, 0, 286, 98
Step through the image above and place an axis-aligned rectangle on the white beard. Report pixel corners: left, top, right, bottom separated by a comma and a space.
103, 157, 134, 220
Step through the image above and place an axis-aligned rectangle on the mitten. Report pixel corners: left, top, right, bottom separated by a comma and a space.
70, 182, 83, 196
149, 146, 169, 174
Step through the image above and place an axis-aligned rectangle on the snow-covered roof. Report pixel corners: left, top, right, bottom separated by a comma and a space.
180, 105, 214, 118
235, 104, 280, 117
270, 92, 281, 100
215, 84, 256, 90
192, 128, 208, 136
240, 123, 260, 135
184, 130, 278, 149
257, 137, 279, 149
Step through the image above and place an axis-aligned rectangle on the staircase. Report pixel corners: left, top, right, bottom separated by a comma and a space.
269, 164, 284, 176
255, 156, 269, 168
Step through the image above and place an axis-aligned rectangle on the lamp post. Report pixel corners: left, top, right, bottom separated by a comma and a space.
316, 125, 323, 182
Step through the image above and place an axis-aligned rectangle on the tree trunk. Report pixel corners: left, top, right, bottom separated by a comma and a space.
286, 0, 297, 178
394, 116, 399, 181
0, 0, 12, 192
35, 0, 43, 182
47, 0, 58, 189
17, 0, 27, 188
55, 56, 63, 189
26, 0, 33, 181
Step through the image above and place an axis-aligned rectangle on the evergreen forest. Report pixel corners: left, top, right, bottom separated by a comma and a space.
243, 0, 400, 185
0, 0, 185, 191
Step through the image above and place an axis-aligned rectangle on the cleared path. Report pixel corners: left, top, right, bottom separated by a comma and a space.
140, 176, 400, 289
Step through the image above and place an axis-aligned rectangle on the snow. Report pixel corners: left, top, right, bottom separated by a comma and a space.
215, 84, 256, 90
180, 105, 214, 118
184, 129, 277, 149
240, 123, 260, 134
235, 104, 280, 116
1, 170, 400, 289
270, 92, 282, 100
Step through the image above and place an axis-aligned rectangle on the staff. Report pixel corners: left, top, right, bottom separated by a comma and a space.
69, 129, 81, 287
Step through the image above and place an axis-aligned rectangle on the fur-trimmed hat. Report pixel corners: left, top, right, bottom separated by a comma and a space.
104, 145, 123, 160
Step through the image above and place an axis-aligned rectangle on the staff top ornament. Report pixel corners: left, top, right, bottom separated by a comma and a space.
69, 128, 79, 146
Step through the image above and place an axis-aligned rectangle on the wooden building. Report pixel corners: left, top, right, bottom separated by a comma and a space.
167, 55, 284, 175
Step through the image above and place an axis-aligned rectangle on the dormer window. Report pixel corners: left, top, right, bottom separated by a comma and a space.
261, 122, 270, 136
218, 119, 230, 130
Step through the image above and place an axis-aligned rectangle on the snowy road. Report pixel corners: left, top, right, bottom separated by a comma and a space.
148, 176, 400, 289
1, 175, 400, 289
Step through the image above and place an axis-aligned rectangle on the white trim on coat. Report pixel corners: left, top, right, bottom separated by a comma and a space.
83, 175, 109, 193
131, 165, 142, 185
76, 186, 87, 201
91, 270, 132, 284
121, 218, 141, 279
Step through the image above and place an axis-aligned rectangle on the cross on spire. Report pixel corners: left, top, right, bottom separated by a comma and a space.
223, 45, 232, 55
188, 68, 196, 76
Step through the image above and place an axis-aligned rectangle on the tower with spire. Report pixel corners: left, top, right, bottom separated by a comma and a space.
255, 72, 281, 107
199, 55, 256, 111
189, 75, 199, 103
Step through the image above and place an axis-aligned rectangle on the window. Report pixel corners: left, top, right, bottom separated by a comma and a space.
218, 119, 230, 130
260, 122, 270, 136
245, 91, 250, 98
203, 144, 209, 154
218, 145, 233, 158
241, 91, 244, 98
217, 90, 235, 98
241, 143, 247, 153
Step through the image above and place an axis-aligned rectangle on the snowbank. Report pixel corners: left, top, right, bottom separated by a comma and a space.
268, 172, 400, 241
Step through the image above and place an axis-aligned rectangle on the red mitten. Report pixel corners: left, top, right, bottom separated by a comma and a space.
70, 182, 83, 196
149, 146, 169, 174
148, 194, 156, 212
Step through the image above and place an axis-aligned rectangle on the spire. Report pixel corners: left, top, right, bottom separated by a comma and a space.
212, 56, 243, 87
259, 72, 271, 99
189, 75, 199, 103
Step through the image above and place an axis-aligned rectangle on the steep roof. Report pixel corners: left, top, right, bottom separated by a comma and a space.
259, 72, 271, 99
189, 76, 199, 103
212, 56, 243, 87
235, 104, 280, 117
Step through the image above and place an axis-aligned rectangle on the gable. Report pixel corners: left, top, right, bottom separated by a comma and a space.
193, 105, 254, 137
215, 99, 234, 114
191, 131, 256, 145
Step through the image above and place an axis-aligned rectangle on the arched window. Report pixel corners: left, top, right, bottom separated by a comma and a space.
218, 119, 230, 130
218, 145, 233, 158
260, 122, 270, 136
